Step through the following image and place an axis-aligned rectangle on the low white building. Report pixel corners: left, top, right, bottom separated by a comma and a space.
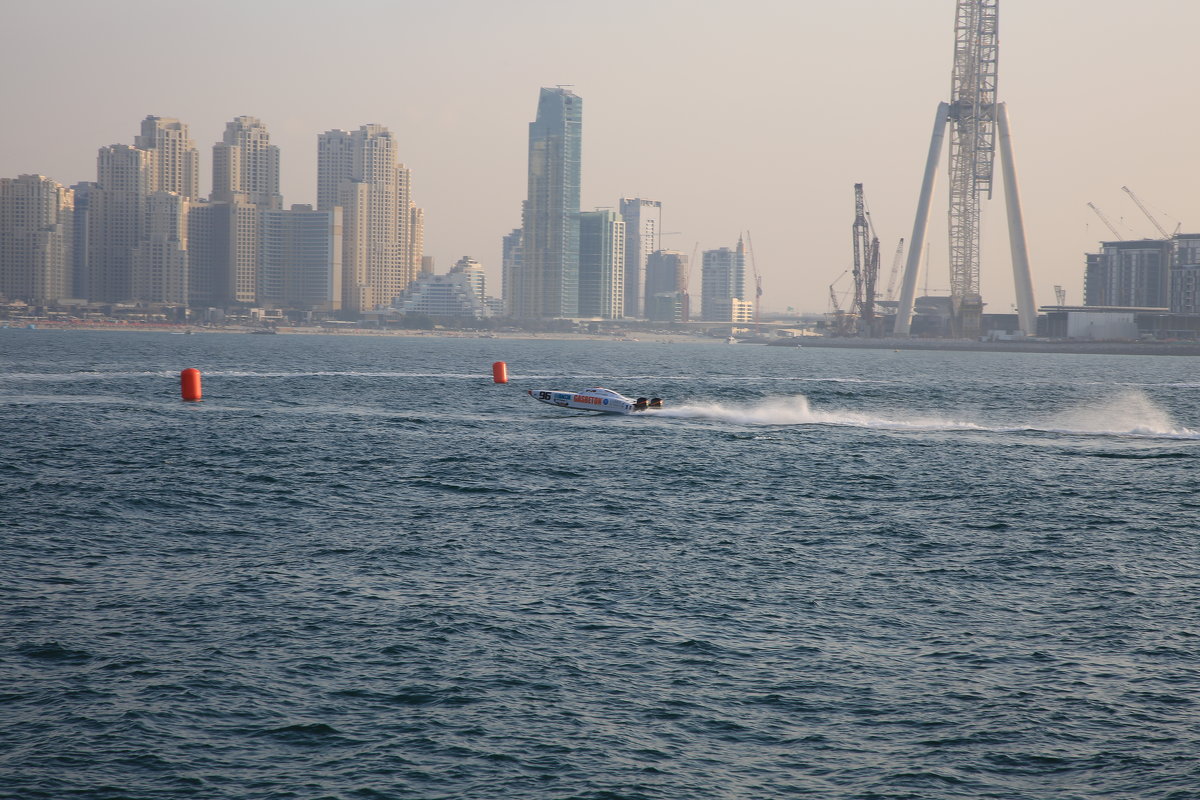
395, 272, 490, 318
1039, 305, 1162, 340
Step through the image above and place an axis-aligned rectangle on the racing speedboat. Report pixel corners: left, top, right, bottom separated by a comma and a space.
528, 387, 664, 415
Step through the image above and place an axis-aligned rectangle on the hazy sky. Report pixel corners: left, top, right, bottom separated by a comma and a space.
3, 0, 1196, 313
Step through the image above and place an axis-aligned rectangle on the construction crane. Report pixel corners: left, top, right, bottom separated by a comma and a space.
885, 238, 906, 301
1121, 186, 1171, 239
745, 230, 763, 335
1087, 202, 1124, 241
865, 236, 881, 336
851, 185, 867, 331
850, 184, 881, 337
756, 274, 763, 322
828, 270, 855, 336
865, 209, 882, 284
682, 241, 699, 322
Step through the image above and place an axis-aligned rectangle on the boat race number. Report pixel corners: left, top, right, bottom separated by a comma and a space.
538, 392, 552, 400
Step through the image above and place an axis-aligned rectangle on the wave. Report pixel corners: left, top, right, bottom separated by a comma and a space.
659, 395, 986, 431
657, 390, 1200, 439
1038, 389, 1200, 439
2, 370, 179, 381
516, 374, 896, 385
0, 394, 168, 408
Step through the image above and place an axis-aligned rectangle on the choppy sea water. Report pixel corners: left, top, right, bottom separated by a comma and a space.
3, 330, 1199, 800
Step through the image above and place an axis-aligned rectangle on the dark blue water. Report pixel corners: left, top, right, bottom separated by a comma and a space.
3, 330, 1199, 800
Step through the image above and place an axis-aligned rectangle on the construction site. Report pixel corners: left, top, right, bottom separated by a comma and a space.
809, 0, 1195, 346
819, 0, 1034, 341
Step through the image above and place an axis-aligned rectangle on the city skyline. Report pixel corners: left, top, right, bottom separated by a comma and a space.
3, 0, 1199, 313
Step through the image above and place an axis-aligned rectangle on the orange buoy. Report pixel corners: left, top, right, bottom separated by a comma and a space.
492, 361, 509, 384
180, 368, 202, 401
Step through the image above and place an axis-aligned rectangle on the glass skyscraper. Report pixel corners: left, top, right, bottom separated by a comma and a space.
515, 87, 582, 318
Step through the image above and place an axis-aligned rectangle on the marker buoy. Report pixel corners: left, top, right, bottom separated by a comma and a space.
180, 368, 202, 401
492, 361, 508, 384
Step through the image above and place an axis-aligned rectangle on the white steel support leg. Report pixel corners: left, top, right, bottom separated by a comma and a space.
894, 102, 949, 338
997, 103, 1037, 336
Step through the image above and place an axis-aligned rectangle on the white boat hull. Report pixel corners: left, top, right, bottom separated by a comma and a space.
527, 387, 662, 415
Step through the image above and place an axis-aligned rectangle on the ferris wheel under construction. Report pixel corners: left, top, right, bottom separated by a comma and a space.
892, 0, 1037, 340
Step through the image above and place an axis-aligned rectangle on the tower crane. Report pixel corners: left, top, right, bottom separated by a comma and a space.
745, 230, 763, 335
1087, 202, 1124, 241
866, 224, 881, 335
682, 241, 699, 322
829, 284, 842, 330
1121, 186, 1171, 239
851, 183, 881, 337
885, 238, 906, 301
851, 185, 866, 330
828, 270, 854, 336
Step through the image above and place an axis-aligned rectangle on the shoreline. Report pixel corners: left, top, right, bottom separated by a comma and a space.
771, 337, 1200, 357
11, 323, 1200, 355
1, 323, 717, 344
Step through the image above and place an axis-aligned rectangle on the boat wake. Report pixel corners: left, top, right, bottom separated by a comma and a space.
658, 395, 986, 431
1038, 389, 1200, 438
657, 390, 1200, 439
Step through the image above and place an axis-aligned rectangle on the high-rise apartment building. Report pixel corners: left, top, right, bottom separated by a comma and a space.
260, 205, 342, 311
618, 198, 660, 318
645, 249, 689, 322
578, 209, 625, 319
186, 201, 216, 308
701, 237, 749, 322
202, 117, 283, 307
212, 199, 261, 305
85, 118, 198, 304
0, 175, 74, 304
89, 144, 152, 302
1084, 239, 1171, 308
132, 191, 189, 304
135, 116, 199, 198
317, 130, 355, 212
212, 116, 281, 209
514, 87, 582, 318
1170, 233, 1200, 314
318, 124, 418, 313
186, 199, 254, 309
